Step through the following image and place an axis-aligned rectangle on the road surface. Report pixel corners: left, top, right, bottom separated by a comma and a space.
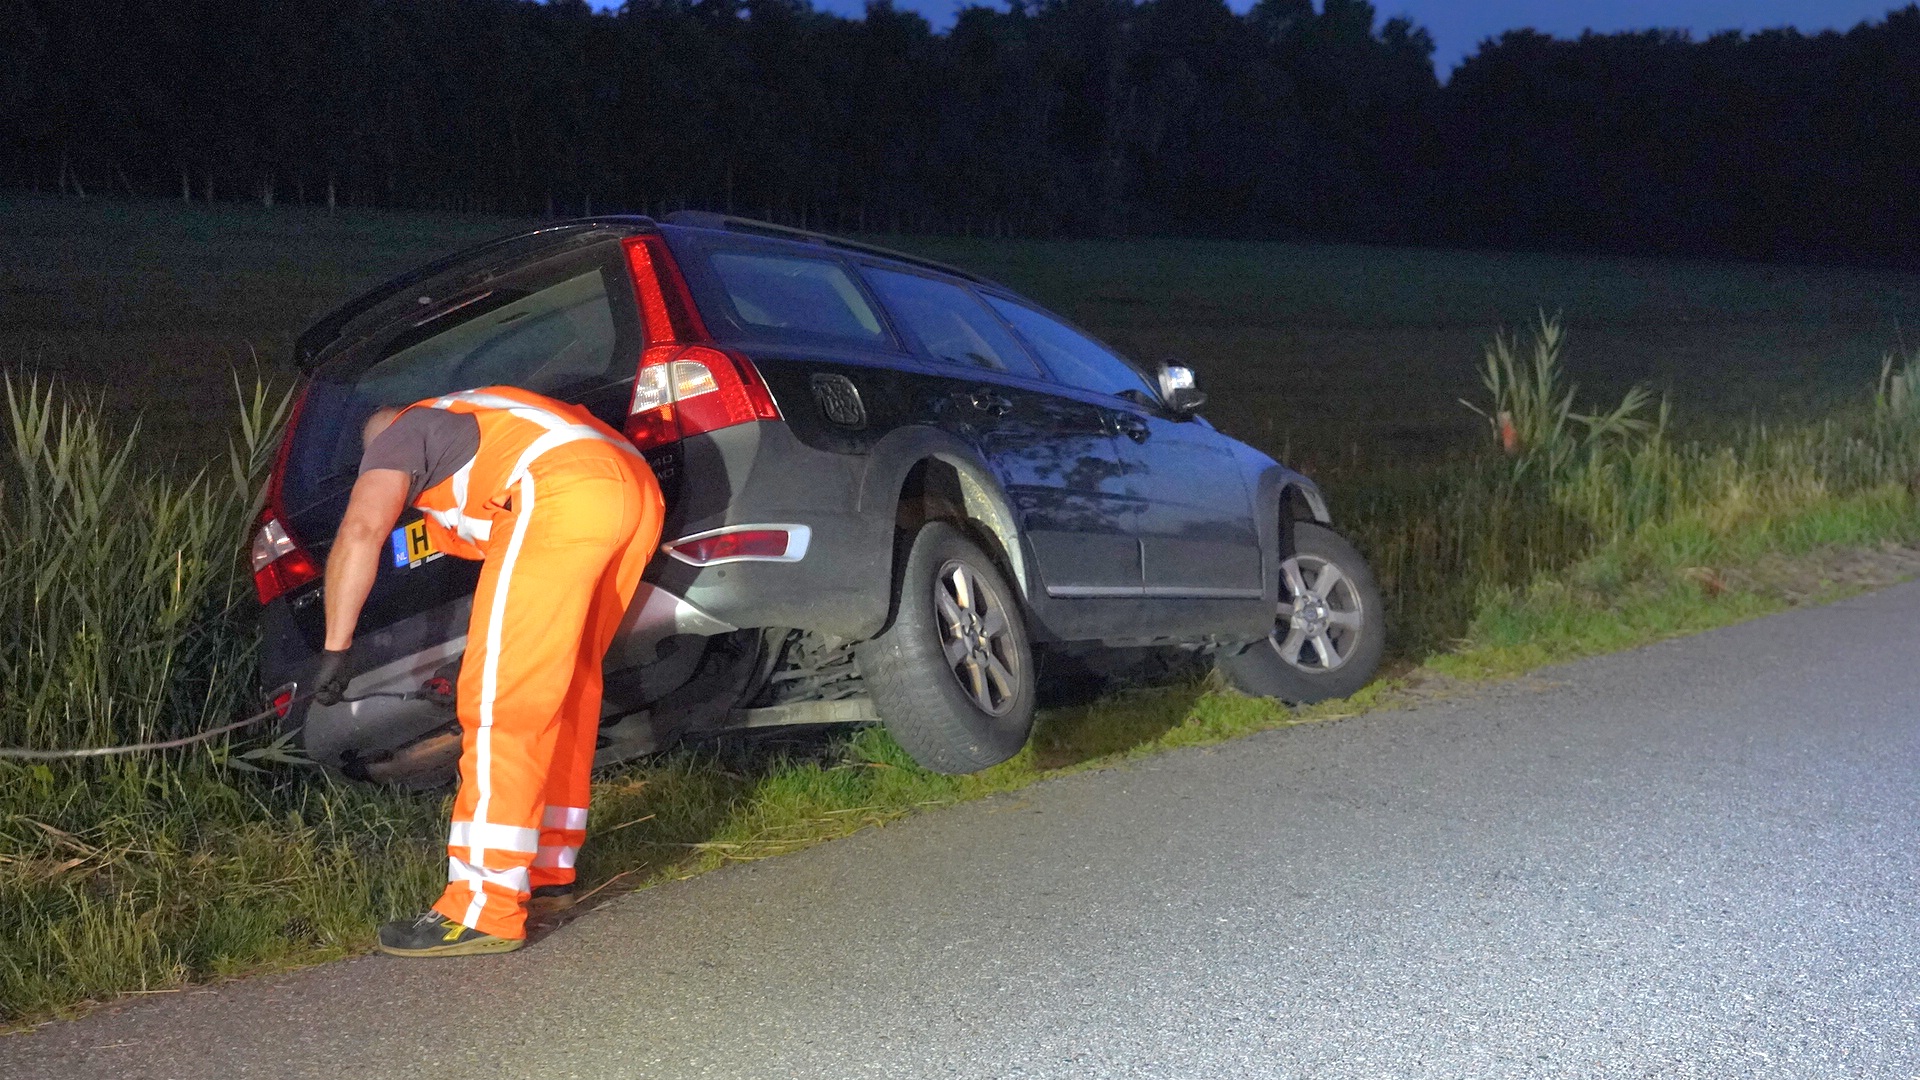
6, 585, 1918, 1078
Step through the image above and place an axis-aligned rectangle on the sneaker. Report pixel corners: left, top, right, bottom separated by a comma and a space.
375, 911, 523, 958
527, 883, 577, 916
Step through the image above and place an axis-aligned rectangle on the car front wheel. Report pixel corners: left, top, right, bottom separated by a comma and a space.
1218, 521, 1385, 703
857, 521, 1036, 773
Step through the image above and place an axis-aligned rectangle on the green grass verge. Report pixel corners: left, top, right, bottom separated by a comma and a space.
1432, 486, 1920, 680
7, 484, 1914, 1028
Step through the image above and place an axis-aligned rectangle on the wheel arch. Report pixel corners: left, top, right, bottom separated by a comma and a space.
1280, 480, 1330, 526
1251, 465, 1332, 603
858, 427, 1034, 604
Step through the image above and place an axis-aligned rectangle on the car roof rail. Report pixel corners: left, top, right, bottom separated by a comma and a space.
661, 211, 994, 287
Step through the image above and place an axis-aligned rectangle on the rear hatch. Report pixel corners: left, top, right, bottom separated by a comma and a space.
258, 227, 649, 653
254, 220, 795, 667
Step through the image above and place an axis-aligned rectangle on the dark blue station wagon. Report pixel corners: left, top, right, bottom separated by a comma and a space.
251, 214, 1385, 779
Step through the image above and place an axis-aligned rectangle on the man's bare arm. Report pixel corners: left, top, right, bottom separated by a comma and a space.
323, 469, 411, 651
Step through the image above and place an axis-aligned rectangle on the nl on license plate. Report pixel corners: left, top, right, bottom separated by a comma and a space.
390, 519, 442, 569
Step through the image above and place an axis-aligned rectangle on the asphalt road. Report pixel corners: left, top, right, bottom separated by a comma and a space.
7, 586, 1919, 1079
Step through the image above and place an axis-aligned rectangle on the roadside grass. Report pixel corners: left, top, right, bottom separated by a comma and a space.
1435, 487, 1920, 678
10, 349, 1920, 1027
6, 203, 1920, 1026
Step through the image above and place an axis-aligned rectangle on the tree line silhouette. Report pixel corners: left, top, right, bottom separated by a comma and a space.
6, 0, 1918, 264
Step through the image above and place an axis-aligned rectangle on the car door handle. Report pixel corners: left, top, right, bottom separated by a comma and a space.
957, 388, 1013, 417
1113, 412, 1150, 442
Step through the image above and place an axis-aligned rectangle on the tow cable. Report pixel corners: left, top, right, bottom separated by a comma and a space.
0, 688, 439, 761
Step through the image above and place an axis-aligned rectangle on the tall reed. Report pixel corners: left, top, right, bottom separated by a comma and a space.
0, 377, 289, 753
1335, 328, 1920, 657
1459, 313, 1655, 485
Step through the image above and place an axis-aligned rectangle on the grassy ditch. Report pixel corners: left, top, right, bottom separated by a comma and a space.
6, 329, 1920, 1027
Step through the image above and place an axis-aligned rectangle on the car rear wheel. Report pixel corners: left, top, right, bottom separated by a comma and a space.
857, 522, 1036, 773
1218, 521, 1385, 704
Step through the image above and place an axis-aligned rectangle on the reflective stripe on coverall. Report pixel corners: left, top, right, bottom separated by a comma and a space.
401, 386, 663, 940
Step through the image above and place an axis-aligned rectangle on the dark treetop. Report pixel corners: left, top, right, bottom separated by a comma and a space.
8, 0, 1920, 266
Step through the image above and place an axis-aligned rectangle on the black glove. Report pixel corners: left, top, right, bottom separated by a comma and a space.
313, 648, 352, 707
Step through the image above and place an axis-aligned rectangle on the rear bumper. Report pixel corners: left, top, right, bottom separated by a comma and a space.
263, 596, 470, 769
271, 585, 742, 770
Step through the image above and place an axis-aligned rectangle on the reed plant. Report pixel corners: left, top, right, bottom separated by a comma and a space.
1339, 327, 1920, 661
0, 378, 448, 1020
0, 377, 289, 752
1459, 313, 1656, 485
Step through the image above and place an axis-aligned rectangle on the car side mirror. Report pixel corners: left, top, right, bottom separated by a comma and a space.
1157, 362, 1207, 417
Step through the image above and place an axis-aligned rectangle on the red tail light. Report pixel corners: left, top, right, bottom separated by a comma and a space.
252, 513, 321, 604
270, 685, 296, 719
620, 233, 776, 450
622, 234, 707, 344
625, 344, 781, 451
252, 387, 321, 605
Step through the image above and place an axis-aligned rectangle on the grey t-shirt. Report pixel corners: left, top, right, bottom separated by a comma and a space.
359, 407, 482, 504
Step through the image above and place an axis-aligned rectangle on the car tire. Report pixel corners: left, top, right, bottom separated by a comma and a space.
857, 522, 1036, 773
1219, 521, 1385, 704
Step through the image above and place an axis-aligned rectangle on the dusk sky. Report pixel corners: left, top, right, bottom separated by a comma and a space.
802, 0, 1907, 74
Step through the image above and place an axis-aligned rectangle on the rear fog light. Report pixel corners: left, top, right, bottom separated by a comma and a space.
421, 677, 457, 705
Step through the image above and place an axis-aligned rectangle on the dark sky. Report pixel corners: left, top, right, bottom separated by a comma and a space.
1386, 1, 1902, 71
799, 0, 1903, 74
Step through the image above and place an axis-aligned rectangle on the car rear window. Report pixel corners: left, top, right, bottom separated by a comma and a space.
861, 268, 1041, 378
356, 269, 618, 405
706, 250, 888, 347
286, 252, 632, 506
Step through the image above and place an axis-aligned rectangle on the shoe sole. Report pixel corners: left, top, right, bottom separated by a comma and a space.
375, 935, 525, 959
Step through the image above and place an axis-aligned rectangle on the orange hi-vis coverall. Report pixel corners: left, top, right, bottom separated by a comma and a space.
403, 386, 662, 940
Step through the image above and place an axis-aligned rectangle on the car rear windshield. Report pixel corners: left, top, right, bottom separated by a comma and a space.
284, 247, 633, 509
703, 249, 889, 348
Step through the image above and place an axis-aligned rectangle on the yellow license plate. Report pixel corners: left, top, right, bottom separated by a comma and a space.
390, 518, 442, 569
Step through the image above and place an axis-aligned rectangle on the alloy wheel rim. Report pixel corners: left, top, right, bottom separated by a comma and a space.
933, 559, 1021, 716
1270, 554, 1365, 673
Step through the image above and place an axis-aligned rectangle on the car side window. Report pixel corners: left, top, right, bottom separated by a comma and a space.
707, 250, 889, 346
984, 296, 1154, 399
861, 268, 1041, 379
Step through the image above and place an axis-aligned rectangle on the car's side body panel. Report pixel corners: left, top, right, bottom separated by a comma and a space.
1112, 406, 1265, 599
645, 417, 888, 644
261, 215, 1335, 774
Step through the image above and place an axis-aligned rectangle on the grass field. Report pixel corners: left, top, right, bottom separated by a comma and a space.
1, 197, 514, 465
6, 194, 1920, 1027
8, 195, 1919, 468
917, 234, 1920, 467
